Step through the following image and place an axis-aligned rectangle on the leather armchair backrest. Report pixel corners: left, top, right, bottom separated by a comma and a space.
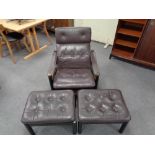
55, 27, 91, 68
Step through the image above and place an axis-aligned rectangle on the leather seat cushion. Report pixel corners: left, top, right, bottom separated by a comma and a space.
21, 90, 75, 124
53, 69, 95, 89
78, 89, 131, 123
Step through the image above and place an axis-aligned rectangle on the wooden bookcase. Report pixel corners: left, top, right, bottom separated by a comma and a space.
110, 19, 148, 61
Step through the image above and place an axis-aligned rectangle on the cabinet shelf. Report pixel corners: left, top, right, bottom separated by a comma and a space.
110, 19, 155, 69
112, 48, 134, 60
120, 19, 147, 25
118, 28, 142, 37
115, 39, 137, 48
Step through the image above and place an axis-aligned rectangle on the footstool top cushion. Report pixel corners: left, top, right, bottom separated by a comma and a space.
78, 89, 131, 123
21, 90, 75, 124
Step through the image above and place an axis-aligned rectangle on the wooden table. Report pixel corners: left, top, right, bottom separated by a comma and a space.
0, 19, 52, 60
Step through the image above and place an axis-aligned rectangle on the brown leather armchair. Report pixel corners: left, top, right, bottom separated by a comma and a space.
48, 27, 100, 90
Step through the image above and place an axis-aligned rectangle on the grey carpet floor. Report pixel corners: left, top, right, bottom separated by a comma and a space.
0, 31, 155, 135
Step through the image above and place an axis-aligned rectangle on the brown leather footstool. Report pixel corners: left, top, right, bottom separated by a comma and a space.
77, 89, 131, 134
21, 90, 76, 134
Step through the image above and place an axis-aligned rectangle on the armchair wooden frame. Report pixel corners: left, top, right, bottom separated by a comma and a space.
48, 50, 100, 90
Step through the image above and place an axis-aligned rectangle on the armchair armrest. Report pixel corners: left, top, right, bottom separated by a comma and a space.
48, 50, 57, 78
91, 50, 100, 77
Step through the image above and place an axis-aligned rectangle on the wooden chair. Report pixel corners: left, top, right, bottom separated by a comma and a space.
0, 24, 30, 64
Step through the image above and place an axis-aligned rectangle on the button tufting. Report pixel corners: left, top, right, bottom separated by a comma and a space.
29, 104, 37, 111
47, 93, 56, 101
81, 31, 85, 36
58, 105, 66, 112
21, 90, 75, 124
55, 27, 91, 44
109, 92, 118, 100
99, 104, 109, 113
35, 94, 41, 103
113, 104, 122, 113
97, 98, 102, 103
86, 104, 96, 113
61, 32, 65, 36
59, 93, 67, 101
78, 89, 131, 122
84, 93, 94, 102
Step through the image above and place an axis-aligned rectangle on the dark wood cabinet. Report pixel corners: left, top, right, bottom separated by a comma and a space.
46, 19, 74, 31
110, 19, 155, 69
134, 20, 155, 64
53, 19, 74, 27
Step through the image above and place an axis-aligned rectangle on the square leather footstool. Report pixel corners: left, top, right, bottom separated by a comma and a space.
21, 90, 76, 134
77, 89, 131, 134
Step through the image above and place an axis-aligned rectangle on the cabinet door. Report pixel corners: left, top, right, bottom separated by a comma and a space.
46, 19, 54, 30
54, 19, 73, 28
134, 20, 155, 63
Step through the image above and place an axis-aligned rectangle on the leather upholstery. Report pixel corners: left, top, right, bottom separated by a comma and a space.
48, 27, 100, 90
78, 89, 131, 123
53, 69, 95, 89
21, 90, 75, 124
57, 44, 91, 68
55, 27, 91, 44
56, 27, 91, 69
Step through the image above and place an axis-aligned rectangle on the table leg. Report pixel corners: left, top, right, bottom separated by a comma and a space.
23, 38, 31, 53
32, 26, 40, 49
43, 21, 52, 44
24, 27, 48, 60
6, 41, 16, 64
26, 28, 35, 52
24, 45, 47, 60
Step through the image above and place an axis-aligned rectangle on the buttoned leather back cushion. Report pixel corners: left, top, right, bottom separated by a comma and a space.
55, 27, 91, 68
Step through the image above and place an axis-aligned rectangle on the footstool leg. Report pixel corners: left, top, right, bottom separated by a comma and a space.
72, 121, 77, 134
78, 122, 82, 134
109, 54, 112, 59
119, 122, 128, 133
24, 124, 35, 135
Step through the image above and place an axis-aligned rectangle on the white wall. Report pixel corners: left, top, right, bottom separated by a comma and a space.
74, 19, 118, 45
